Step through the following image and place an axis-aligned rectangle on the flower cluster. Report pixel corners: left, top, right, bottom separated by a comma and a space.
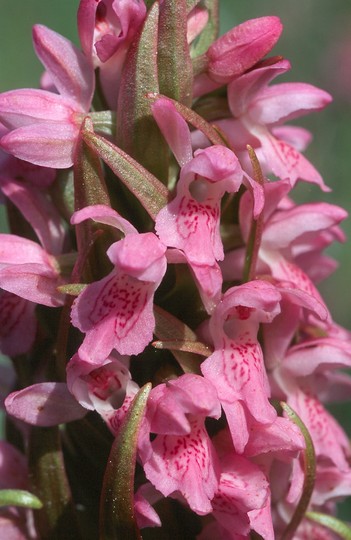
0, 1, 350, 539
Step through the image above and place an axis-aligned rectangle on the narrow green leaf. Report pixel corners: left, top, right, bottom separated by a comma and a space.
280, 402, 316, 540
306, 512, 351, 539
74, 117, 112, 279
0, 489, 43, 509
74, 117, 111, 213
28, 426, 82, 540
147, 92, 225, 146
154, 305, 204, 373
81, 125, 169, 221
191, 0, 219, 57
116, 2, 168, 182
158, 0, 193, 106
56, 283, 87, 296
99, 383, 152, 540
152, 338, 211, 357
243, 146, 265, 282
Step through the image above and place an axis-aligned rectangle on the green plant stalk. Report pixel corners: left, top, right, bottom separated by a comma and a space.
99, 383, 152, 540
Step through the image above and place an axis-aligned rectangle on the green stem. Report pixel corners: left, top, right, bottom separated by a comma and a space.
280, 402, 316, 540
28, 426, 82, 540
306, 512, 351, 539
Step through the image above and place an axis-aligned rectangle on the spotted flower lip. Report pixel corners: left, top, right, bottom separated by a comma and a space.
138, 374, 222, 515
71, 232, 167, 361
201, 280, 282, 453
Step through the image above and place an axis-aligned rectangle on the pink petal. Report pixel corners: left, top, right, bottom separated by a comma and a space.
146, 375, 221, 435
107, 233, 167, 280
0, 89, 79, 129
207, 16, 283, 83
0, 234, 55, 266
143, 417, 220, 515
244, 416, 305, 458
211, 455, 269, 536
258, 130, 330, 191
66, 353, 137, 414
248, 83, 332, 126
263, 203, 347, 250
272, 125, 313, 152
72, 271, 157, 360
134, 483, 162, 529
71, 204, 138, 235
189, 260, 223, 314
33, 24, 94, 111
0, 177, 66, 255
187, 6, 209, 43
290, 391, 350, 470
5, 382, 87, 426
248, 498, 274, 540
283, 338, 351, 377
1, 122, 78, 168
77, 0, 97, 58
228, 58, 291, 118
263, 256, 329, 321
0, 264, 64, 307
151, 98, 193, 166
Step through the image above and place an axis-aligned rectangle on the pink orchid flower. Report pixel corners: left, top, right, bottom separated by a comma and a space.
0, 24, 94, 168
205, 430, 273, 540
223, 179, 347, 321
152, 98, 254, 312
217, 59, 332, 190
78, 0, 147, 109
66, 352, 139, 433
201, 280, 282, 453
70, 204, 167, 362
138, 374, 221, 515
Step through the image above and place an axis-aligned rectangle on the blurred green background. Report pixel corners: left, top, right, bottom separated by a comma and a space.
0, 0, 350, 519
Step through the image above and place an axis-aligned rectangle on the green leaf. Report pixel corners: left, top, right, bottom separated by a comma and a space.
152, 338, 211, 357
116, 2, 168, 182
147, 93, 225, 146
99, 383, 152, 540
56, 283, 87, 296
73, 117, 112, 282
158, 0, 193, 106
280, 402, 316, 540
154, 305, 205, 373
0, 489, 43, 509
81, 124, 169, 221
306, 512, 351, 539
74, 117, 111, 213
28, 426, 82, 540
